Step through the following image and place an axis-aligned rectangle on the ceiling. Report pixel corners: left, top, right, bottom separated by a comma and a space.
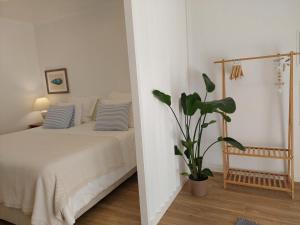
0, 0, 109, 24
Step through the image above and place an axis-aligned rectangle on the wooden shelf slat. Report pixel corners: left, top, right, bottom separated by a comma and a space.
225, 146, 291, 160
225, 169, 291, 192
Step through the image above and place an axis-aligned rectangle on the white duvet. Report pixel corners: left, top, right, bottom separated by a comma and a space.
0, 122, 136, 225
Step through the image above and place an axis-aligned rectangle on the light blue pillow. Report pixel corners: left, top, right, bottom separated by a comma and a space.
43, 105, 75, 129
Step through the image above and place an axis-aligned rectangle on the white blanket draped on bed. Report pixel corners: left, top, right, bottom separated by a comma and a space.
0, 129, 124, 225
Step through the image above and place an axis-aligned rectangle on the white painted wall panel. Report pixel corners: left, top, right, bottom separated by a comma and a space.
35, 0, 131, 103
187, 0, 300, 180
0, 18, 43, 134
124, 0, 189, 224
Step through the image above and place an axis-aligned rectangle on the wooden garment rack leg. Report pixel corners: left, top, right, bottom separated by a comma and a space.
288, 52, 295, 199
221, 60, 229, 189
215, 51, 299, 199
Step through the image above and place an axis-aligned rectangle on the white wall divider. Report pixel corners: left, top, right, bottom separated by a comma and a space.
124, 0, 189, 224
123, 1, 149, 224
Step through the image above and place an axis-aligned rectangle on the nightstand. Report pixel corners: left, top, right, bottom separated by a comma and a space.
29, 122, 43, 129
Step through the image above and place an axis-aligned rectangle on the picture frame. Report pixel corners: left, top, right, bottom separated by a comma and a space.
45, 68, 70, 94
298, 31, 300, 64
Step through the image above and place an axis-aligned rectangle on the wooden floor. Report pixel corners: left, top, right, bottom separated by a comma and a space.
75, 175, 141, 225
1, 173, 299, 225
160, 174, 300, 225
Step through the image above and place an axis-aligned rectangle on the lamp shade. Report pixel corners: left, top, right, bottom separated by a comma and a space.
33, 97, 50, 111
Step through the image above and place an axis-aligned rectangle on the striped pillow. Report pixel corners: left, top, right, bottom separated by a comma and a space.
95, 103, 129, 131
43, 105, 75, 129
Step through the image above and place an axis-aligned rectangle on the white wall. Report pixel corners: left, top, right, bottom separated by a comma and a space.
0, 18, 43, 134
34, 0, 131, 103
187, 0, 300, 180
124, 0, 189, 224
0, 0, 131, 133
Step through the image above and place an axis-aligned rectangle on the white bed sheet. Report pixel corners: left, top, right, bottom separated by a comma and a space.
32, 122, 136, 171
50, 122, 137, 222
16, 122, 136, 225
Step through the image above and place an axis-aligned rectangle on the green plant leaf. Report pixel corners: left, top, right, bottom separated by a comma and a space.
201, 168, 214, 177
202, 73, 215, 93
216, 110, 232, 122
181, 93, 201, 116
181, 140, 188, 148
218, 137, 245, 150
181, 93, 187, 114
184, 149, 190, 159
212, 97, 236, 113
198, 97, 236, 114
181, 139, 197, 150
152, 90, 171, 106
197, 101, 215, 114
174, 145, 183, 156
201, 120, 217, 128
180, 172, 190, 176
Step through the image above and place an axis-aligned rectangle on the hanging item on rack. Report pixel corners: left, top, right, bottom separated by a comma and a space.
274, 57, 290, 93
230, 61, 244, 80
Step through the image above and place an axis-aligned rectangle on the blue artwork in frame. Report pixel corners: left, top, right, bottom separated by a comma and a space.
298, 31, 300, 64
45, 68, 70, 94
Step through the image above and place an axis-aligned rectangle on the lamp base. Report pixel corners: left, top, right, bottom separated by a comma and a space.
41, 110, 47, 119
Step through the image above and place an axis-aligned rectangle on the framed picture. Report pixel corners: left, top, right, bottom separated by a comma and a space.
298, 31, 300, 64
45, 68, 69, 94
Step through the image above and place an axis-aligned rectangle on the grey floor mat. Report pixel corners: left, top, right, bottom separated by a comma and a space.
236, 218, 260, 225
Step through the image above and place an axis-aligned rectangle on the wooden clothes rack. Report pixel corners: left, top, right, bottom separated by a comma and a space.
215, 51, 300, 199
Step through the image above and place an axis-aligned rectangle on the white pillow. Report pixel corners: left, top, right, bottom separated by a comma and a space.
107, 92, 134, 128
68, 97, 98, 123
102, 99, 130, 105
58, 102, 82, 126
108, 92, 132, 102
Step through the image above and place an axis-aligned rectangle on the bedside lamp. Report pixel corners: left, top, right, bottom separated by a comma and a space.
33, 97, 50, 118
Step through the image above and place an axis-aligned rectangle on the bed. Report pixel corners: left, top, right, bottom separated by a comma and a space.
0, 122, 136, 225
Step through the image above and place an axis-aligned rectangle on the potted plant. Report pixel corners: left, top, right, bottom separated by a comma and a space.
152, 73, 245, 197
